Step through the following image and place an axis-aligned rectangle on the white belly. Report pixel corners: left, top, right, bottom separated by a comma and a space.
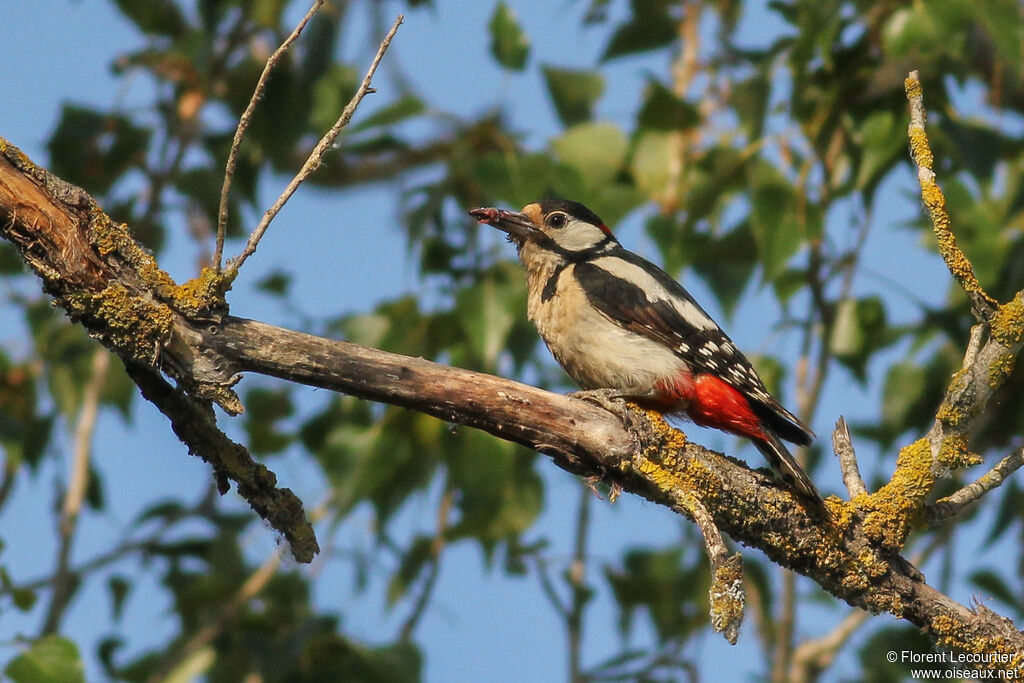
526, 262, 689, 392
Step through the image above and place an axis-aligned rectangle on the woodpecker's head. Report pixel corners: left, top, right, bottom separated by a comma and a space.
470, 199, 616, 254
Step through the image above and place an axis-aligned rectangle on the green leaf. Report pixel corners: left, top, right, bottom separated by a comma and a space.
256, 270, 292, 297
0, 242, 24, 274
854, 110, 904, 194
5, 636, 85, 683
489, 3, 530, 71
542, 66, 604, 127
163, 647, 216, 683
244, 387, 294, 455
455, 266, 522, 369
48, 105, 151, 196
691, 225, 759, 316
830, 297, 888, 381
747, 165, 803, 281
602, 0, 676, 60
108, 575, 132, 621
349, 96, 426, 134
881, 362, 928, 433
112, 0, 188, 37
552, 122, 628, 188
637, 80, 700, 131
387, 535, 433, 606
631, 131, 673, 198
969, 569, 1018, 610
731, 72, 770, 139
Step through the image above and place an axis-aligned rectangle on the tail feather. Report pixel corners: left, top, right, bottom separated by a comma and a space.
753, 432, 826, 512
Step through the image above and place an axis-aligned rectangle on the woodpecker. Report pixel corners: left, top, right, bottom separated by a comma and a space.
470, 198, 824, 508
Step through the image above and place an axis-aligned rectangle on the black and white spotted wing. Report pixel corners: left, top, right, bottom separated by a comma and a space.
572, 249, 813, 446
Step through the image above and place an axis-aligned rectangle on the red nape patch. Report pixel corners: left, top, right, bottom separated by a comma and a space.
598, 223, 612, 236
687, 374, 766, 441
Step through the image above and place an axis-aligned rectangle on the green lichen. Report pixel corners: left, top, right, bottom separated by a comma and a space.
63, 282, 174, 361
89, 209, 233, 319
990, 295, 1024, 347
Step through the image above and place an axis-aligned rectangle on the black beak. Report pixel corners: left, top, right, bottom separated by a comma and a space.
469, 207, 538, 242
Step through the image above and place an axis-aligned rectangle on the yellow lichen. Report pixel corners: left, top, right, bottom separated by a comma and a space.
90, 210, 232, 319
990, 295, 1024, 347
63, 282, 174, 361
170, 266, 235, 318
929, 614, 1024, 675
937, 434, 982, 470
708, 558, 744, 643
988, 351, 1016, 388
935, 369, 972, 428
856, 438, 933, 550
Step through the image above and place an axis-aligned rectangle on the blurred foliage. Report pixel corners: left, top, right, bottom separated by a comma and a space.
2, 0, 1024, 681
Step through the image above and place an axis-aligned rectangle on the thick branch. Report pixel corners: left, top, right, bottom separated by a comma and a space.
2, 138, 1024, 667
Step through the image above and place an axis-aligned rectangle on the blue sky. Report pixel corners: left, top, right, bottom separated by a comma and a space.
1, 1, 1008, 682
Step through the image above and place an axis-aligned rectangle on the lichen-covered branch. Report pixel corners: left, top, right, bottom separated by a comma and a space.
905, 69, 997, 320
3, 137, 1024, 667
927, 446, 1024, 524
0, 139, 316, 562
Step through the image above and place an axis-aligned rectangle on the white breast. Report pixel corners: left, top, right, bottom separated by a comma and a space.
520, 245, 689, 392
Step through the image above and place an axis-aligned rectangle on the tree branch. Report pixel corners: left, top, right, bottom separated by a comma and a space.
927, 445, 1024, 524
3, 138, 1024, 669
225, 14, 404, 276
905, 69, 997, 320
41, 348, 109, 635
832, 416, 867, 499
214, 0, 327, 272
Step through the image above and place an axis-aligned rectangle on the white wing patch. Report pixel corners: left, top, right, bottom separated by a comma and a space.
589, 256, 717, 331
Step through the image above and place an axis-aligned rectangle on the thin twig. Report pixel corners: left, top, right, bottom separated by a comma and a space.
832, 417, 867, 498
904, 70, 997, 320
41, 348, 109, 635
213, 0, 326, 272
568, 486, 592, 683
147, 496, 329, 683
788, 610, 869, 683
686, 491, 744, 645
147, 548, 284, 683
399, 487, 453, 640
225, 14, 404, 275
927, 446, 1024, 524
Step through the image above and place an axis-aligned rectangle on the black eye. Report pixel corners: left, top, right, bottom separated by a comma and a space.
547, 212, 567, 229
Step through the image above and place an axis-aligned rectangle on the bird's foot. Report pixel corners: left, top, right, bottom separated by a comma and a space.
568, 388, 632, 411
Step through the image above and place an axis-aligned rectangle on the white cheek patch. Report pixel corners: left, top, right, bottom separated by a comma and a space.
589, 256, 718, 331
551, 219, 609, 252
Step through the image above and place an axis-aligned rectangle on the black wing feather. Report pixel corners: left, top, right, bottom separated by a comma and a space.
573, 254, 813, 445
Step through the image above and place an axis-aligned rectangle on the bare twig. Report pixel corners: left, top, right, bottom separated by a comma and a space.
398, 488, 453, 640
904, 70, 997, 320
148, 548, 284, 683
832, 417, 867, 499
927, 446, 1024, 524
214, 0, 326, 273
788, 610, 869, 683
568, 486, 593, 683
41, 348, 110, 635
225, 14, 404, 275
